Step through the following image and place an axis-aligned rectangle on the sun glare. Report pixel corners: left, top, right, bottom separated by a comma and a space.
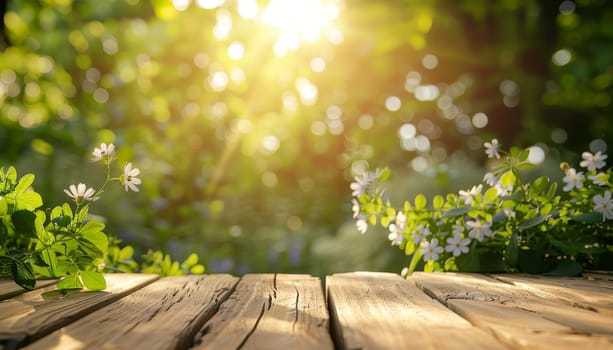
261, 0, 340, 42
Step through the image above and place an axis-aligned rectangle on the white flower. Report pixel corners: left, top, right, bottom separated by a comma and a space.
495, 182, 513, 196
483, 172, 498, 187
356, 218, 368, 234
459, 184, 483, 205
593, 190, 613, 221
412, 224, 431, 245
452, 224, 465, 237
484, 138, 500, 159
388, 212, 407, 246
588, 172, 609, 186
91, 143, 115, 162
504, 208, 516, 219
466, 219, 493, 242
122, 162, 141, 192
562, 168, 584, 192
64, 183, 99, 203
580, 151, 607, 171
445, 235, 471, 257
421, 238, 444, 262
352, 199, 360, 218
350, 172, 372, 197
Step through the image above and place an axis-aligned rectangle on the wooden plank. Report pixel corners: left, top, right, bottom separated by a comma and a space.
327, 272, 506, 350
0, 273, 158, 348
492, 274, 613, 315
449, 299, 613, 350
192, 274, 333, 350
24, 275, 238, 350
0, 279, 57, 301
411, 272, 613, 349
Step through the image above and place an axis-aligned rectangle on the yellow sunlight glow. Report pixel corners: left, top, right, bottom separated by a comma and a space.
261, 0, 339, 42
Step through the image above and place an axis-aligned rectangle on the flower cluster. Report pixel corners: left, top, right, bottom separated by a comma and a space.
64, 143, 141, 205
350, 139, 613, 276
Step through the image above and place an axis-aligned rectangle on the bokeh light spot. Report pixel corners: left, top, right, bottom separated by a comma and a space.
471, 112, 488, 128
527, 146, 546, 165
551, 128, 568, 144
227, 42, 244, 60
398, 123, 416, 139
422, 54, 438, 70
552, 49, 572, 66
385, 96, 402, 111
590, 139, 607, 153
358, 114, 373, 130
310, 57, 326, 72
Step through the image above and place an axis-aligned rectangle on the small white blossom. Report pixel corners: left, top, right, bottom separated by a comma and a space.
388, 212, 407, 246
580, 151, 607, 171
412, 224, 431, 245
350, 170, 383, 197
122, 162, 141, 192
593, 190, 613, 221
483, 172, 498, 187
504, 208, 516, 219
421, 238, 445, 262
91, 143, 115, 162
356, 218, 368, 234
445, 235, 471, 257
352, 199, 360, 218
495, 182, 513, 196
452, 224, 465, 237
64, 183, 99, 203
459, 184, 483, 205
484, 138, 501, 159
466, 219, 493, 242
588, 172, 609, 186
562, 168, 584, 192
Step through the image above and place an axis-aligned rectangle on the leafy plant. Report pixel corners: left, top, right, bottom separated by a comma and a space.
0, 143, 204, 290
351, 139, 613, 276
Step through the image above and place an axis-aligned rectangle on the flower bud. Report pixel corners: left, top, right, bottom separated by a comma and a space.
559, 162, 570, 172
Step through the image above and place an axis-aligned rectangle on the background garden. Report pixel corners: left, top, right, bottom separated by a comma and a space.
1, 0, 612, 276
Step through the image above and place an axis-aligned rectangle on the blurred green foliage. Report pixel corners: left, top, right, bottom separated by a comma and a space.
1, 0, 612, 275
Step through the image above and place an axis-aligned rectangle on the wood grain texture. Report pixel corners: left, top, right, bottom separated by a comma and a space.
411, 272, 613, 349
0, 279, 56, 301
0, 273, 158, 348
492, 274, 613, 315
23, 275, 238, 350
192, 274, 333, 350
327, 272, 506, 350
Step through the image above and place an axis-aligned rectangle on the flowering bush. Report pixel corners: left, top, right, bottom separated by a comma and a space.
351, 140, 613, 276
0, 143, 204, 290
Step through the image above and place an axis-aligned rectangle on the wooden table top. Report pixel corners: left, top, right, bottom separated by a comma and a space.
0, 271, 612, 349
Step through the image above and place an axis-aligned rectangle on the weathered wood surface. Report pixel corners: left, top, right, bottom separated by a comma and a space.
327, 272, 506, 350
0, 279, 56, 301
25, 275, 238, 350
192, 274, 333, 350
0, 271, 612, 350
0, 274, 158, 348
411, 272, 613, 350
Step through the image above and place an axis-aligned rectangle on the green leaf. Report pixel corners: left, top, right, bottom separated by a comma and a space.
379, 167, 391, 181
190, 265, 205, 274
484, 187, 498, 202
544, 261, 583, 277
571, 212, 603, 223
500, 170, 516, 188
404, 240, 415, 255
0, 196, 7, 216
530, 176, 549, 196
79, 220, 105, 235
80, 270, 106, 290
11, 259, 36, 290
5, 166, 17, 183
77, 238, 105, 258
57, 275, 83, 290
433, 195, 444, 209
12, 210, 36, 234
119, 246, 134, 261
15, 174, 35, 195
182, 253, 199, 268
15, 192, 43, 211
441, 206, 470, 218
414, 194, 427, 210
518, 215, 547, 231
35, 211, 54, 245
406, 249, 423, 276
